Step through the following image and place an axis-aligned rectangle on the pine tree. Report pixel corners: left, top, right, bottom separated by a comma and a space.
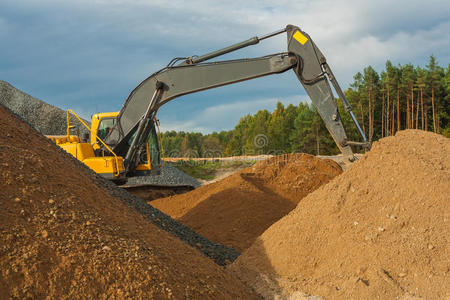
442, 65, 450, 136
416, 67, 427, 130
363, 66, 379, 141
426, 55, 444, 133
350, 72, 366, 136
381, 71, 389, 135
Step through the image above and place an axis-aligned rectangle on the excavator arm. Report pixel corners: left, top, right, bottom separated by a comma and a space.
104, 24, 369, 174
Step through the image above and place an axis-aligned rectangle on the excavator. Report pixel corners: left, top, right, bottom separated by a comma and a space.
47, 24, 369, 197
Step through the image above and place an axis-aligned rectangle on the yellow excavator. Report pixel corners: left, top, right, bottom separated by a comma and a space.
47, 25, 369, 193
47, 111, 127, 180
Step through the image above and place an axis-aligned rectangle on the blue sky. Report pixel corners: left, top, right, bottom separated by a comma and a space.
1, 0, 449, 133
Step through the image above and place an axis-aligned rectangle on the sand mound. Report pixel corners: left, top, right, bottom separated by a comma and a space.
0, 105, 259, 299
151, 154, 342, 251
230, 130, 450, 299
249, 154, 343, 203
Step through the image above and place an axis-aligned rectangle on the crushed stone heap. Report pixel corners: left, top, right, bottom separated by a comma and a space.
230, 130, 450, 299
0, 80, 89, 135
151, 154, 342, 251
0, 104, 259, 299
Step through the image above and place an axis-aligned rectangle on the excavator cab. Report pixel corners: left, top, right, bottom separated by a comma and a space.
90, 112, 119, 148
90, 112, 161, 177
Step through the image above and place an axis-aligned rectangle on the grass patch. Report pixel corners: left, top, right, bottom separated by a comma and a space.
173, 160, 256, 180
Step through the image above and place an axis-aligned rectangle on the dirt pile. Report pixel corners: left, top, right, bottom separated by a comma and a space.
230, 130, 450, 299
0, 80, 89, 135
249, 154, 343, 203
151, 154, 342, 251
0, 104, 259, 299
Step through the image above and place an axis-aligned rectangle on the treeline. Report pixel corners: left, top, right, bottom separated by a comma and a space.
161, 56, 449, 157
347, 55, 449, 141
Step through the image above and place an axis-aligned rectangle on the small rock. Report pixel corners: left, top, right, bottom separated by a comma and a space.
86, 221, 91, 226
377, 226, 385, 232
353, 221, 359, 226
428, 244, 434, 250
102, 246, 111, 251
14, 197, 21, 202
398, 272, 407, 278
42, 230, 49, 238
49, 199, 55, 204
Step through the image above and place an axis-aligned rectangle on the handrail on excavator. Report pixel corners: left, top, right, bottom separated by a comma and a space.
66, 110, 121, 177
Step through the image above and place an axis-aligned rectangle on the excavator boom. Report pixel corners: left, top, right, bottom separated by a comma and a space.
103, 24, 369, 174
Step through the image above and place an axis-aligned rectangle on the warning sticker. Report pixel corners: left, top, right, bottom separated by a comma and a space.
293, 31, 308, 45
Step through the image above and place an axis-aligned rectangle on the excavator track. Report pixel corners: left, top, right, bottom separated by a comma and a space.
120, 183, 195, 202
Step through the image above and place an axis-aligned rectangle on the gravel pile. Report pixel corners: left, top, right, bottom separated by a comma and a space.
127, 163, 201, 188
0, 80, 89, 135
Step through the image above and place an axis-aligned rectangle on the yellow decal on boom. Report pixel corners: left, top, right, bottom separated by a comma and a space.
293, 31, 308, 45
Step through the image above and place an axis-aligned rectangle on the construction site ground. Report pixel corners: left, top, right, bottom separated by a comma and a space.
0, 105, 257, 299
1, 101, 449, 299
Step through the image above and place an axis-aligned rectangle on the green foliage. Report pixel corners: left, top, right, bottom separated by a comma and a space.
162, 130, 232, 158
161, 56, 449, 157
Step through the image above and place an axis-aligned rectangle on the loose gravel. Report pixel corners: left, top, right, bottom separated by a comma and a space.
127, 163, 201, 188
0, 80, 89, 135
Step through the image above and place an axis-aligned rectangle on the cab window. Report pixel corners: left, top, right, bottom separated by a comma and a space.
97, 118, 116, 140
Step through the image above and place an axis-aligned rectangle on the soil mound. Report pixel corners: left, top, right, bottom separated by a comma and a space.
0, 104, 259, 299
230, 130, 450, 299
151, 154, 342, 251
250, 154, 343, 203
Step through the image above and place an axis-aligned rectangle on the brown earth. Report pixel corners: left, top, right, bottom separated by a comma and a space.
230, 130, 450, 299
151, 154, 342, 251
0, 105, 259, 299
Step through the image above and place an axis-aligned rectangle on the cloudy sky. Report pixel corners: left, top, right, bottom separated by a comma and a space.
1, 0, 449, 132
